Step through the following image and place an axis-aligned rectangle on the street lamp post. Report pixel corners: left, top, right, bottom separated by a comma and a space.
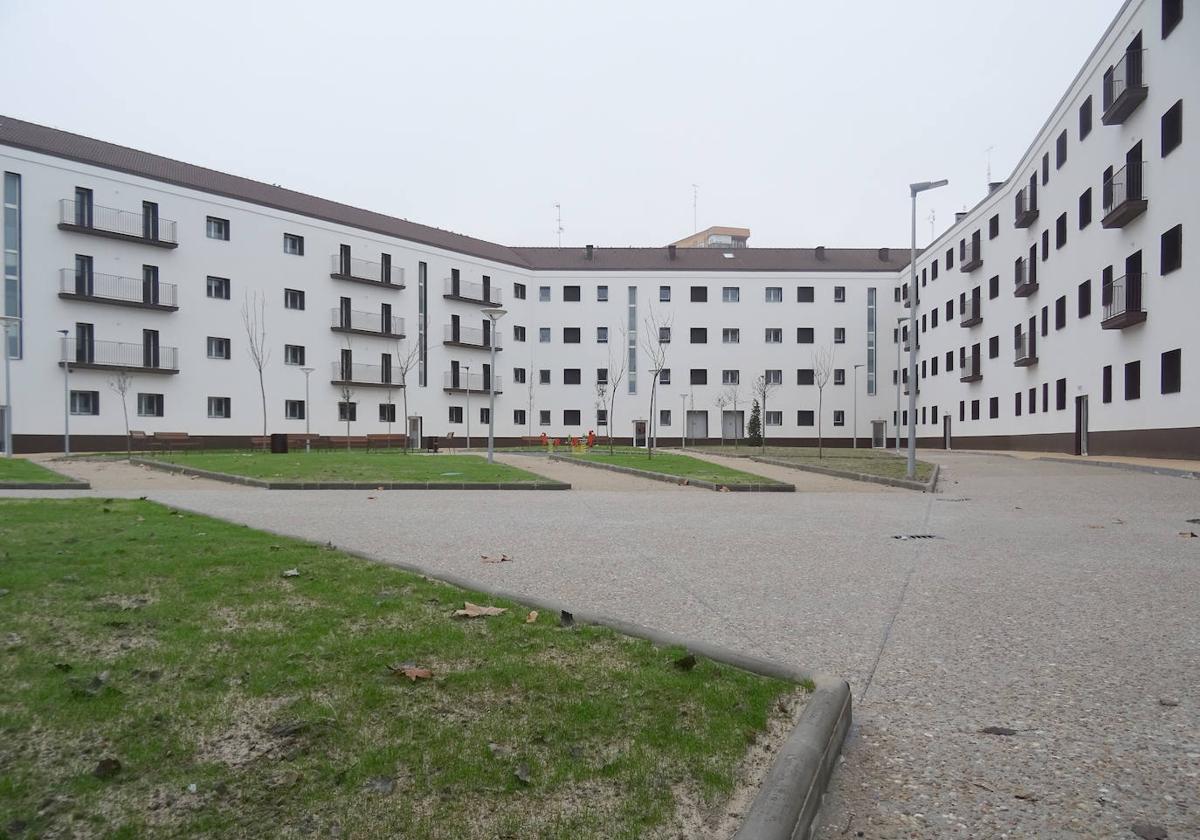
0, 315, 20, 458
482, 308, 507, 463
300, 367, 314, 452
680, 393, 689, 449
907, 179, 948, 480
895, 315, 909, 454
853, 363, 864, 449
462, 363, 471, 452
57, 329, 71, 456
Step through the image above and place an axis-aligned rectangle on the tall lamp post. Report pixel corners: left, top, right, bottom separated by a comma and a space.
679, 393, 689, 449
894, 315, 909, 454
57, 329, 71, 456
482, 308, 506, 463
300, 366, 314, 452
0, 315, 20, 458
907, 179, 948, 480
462, 363, 471, 452
852, 363, 864, 449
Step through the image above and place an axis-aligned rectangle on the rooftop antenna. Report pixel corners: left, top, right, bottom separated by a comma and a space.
985, 145, 995, 188
554, 202, 563, 247
691, 184, 699, 233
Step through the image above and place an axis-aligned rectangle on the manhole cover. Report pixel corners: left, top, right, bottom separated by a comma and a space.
892, 534, 941, 540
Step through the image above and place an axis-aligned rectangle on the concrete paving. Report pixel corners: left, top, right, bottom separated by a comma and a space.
5, 451, 1198, 838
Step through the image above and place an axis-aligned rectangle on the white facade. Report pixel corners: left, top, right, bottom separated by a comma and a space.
0, 0, 1195, 456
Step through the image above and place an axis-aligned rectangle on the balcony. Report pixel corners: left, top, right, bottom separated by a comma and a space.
960, 296, 981, 327
330, 308, 405, 338
1102, 273, 1147, 329
59, 269, 178, 311
443, 323, 502, 350
959, 356, 982, 383
443, 371, 503, 394
1014, 258, 1038, 297
901, 286, 911, 309
58, 200, 178, 248
330, 256, 405, 289
1102, 50, 1147, 126
330, 361, 397, 389
1014, 333, 1038, 367
960, 241, 982, 273
1102, 162, 1147, 228
1014, 186, 1038, 228
443, 277, 502, 306
61, 338, 179, 374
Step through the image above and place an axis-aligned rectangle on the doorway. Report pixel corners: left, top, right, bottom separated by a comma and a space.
871, 420, 886, 448
1074, 395, 1089, 456
942, 416, 952, 450
721, 410, 744, 443
632, 420, 647, 448
407, 415, 422, 451
686, 410, 708, 442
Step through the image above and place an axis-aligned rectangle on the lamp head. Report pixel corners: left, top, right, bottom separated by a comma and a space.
482, 308, 507, 321
910, 179, 949, 197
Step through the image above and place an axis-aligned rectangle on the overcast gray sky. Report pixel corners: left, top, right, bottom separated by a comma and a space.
1, 0, 1125, 249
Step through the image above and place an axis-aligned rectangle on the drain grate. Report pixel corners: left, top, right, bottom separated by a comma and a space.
892, 534, 941, 540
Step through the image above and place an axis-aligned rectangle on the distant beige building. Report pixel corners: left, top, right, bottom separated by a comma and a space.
670, 226, 750, 249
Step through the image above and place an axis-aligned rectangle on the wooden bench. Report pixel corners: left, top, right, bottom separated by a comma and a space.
129, 430, 153, 452
152, 432, 198, 452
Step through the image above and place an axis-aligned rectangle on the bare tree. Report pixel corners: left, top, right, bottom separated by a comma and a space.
812, 343, 836, 459
393, 339, 420, 452
241, 291, 270, 445
713, 392, 729, 448
751, 373, 780, 454
605, 328, 628, 453
338, 384, 356, 451
722, 382, 743, 449
641, 309, 671, 460
107, 370, 134, 459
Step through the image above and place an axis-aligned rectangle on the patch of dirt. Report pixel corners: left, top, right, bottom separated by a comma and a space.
210, 606, 286, 635
90, 591, 158, 612
46, 619, 159, 661
194, 695, 303, 768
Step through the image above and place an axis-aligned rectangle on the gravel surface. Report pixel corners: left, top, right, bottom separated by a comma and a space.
4, 451, 1197, 838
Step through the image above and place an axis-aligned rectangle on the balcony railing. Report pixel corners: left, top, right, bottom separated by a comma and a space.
1102, 273, 1147, 329
443, 323, 501, 349
1102, 161, 1147, 228
330, 361, 396, 387
58, 199, 178, 247
960, 240, 982, 272
443, 277, 502, 305
1102, 49, 1147, 125
1014, 333, 1037, 367
959, 355, 982, 383
62, 338, 179, 373
330, 255, 404, 288
443, 371, 503, 393
59, 269, 178, 310
330, 308, 405, 337
1014, 258, 1038, 297
959, 296, 981, 327
1014, 186, 1038, 228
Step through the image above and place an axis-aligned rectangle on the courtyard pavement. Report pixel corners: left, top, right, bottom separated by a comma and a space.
7, 451, 1198, 838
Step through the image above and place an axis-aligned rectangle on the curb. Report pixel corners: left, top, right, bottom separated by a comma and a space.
150, 497, 850, 840
1036, 456, 1200, 481
131, 458, 571, 490
0, 480, 92, 490
749, 456, 939, 493
548, 454, 795, 492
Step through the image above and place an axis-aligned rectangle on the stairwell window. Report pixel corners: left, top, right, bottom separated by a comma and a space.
206, 216, 229, 241
283, 233, 304, 255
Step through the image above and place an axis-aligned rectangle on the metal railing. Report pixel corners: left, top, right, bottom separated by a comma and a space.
443, 277, 502, 305
63, 338, 179, 371
330, 308, 404, 335
1104, 49, 1144, 110
960, 295, 980, 324
961, 240, 980, 268
59, 199, 178, 244
331, 361, 394, 385
1015, 333, 1035, 363
959, 355, 981, 381
443, 371, 503, 392
443, 323, 501, 348
1014, 186, 1037, 221
1103, 273, 1144, 321
1014, 257, 1036, 290
60, 269, 178, 307
1103, 161, 1145, 216
330, 255, 403, 286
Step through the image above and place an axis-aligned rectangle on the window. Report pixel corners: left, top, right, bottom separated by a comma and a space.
378, 403, 396, 423
1162, 100, 1183, 157
833, 368, 845, 385
989, 214, 999, 239
563, 327, 580, 344
285, 400, 305, 420
207, 396, 231, 419
1055, 130, 1068, 169
764, 328, 783, 343
659, 285, 671, 302
514, 409, 527, 426
537, 410, 551, 427
722, 328, 740, 344
659, 409, 672, 427
1056, 378, 1067, 411
596, 368, 608, 385
988, 275, 999, 299
932, 309, 939, 328
1029, 386, 1037, 414
658, 369, 670, 385
539, 327, 551, 343
513, 367, 527, 384
1041, 306, 1049, 337
206, 276, 230, 299
722, 286, 740, 303
833, 327, 845, 344
563, 410, 581, 426
1161, 349, 1182, 394
206, 216, 229, 241
834, 286, 846, 303
136, 392, 164, 417
284, 344, 305, 365
690, 286, 707, 302
765, 369, 782, 386
514, 283, 527, 300
207, 336, 231, 359
797, 327, 814, 344
797, 368, 814, 385
797, 286, 814, 303
338, 401, 357, 422
478, 407, 490, 425
832, 410, 845, 427
971, 399, 980, 420
1078, 280, 1092, 318
659, 326, 671, 343
596, 409, 607, 427
1161, 224, 1183, 275
989, 397, 999, 419
539, 369, 551, 385
448, 406, 463, 424
690, 327, 707, 344
1163, 0, 1183, 38
690, 369, 707, 385
1015, 392, 1022, 416
514, 325, 527, 342
284, 288, 305, 310
931, 356, 939, 376
722, 369, 739, 385
1125, 361, 1141, 400
945, 249, 954, 269
945, 350, 954, 372
538, 286, 551, 302
1041, 152, 1050, 185
597, 326, 609, 343
797, 410, 814, 426
1055, 296, 1067, 330
1056, 213, 1067, 249
564, 368, 581, 385
66, 390, 98, 415
989, 336, 999, 358
283, 233, 304, 255
765, 411, 782, 427
1079, 95, 1093, 140
765, 286, 782, 302
1079, 189, 1092, 229
558, 285, 579, 302
1041, 229, 1049, 261
596, 285, 608, 302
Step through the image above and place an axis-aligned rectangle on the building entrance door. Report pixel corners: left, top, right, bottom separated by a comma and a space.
871, 420, 886, 448
407, 416, 422, 451
633, 420, 647, 448
686, 410, 708, 442
721, 410, 744, 443
943, 416, 952, 450
1075, 395, 1089, 456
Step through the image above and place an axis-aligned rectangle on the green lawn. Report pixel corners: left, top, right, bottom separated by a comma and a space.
698, 445, 935, 482
0, 499, 796, 838
0, 458, 78, 484
150, 451, 551, 484
569, 449, 784, 485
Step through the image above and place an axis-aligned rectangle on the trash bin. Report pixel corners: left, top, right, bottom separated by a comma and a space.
270, 433, 288, 454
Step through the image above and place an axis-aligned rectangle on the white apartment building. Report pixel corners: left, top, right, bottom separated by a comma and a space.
0, 0, 1194, 458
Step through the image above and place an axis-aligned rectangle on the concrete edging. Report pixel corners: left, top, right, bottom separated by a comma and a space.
130, 458, 571, 490
749, 455, 940, 493
549, 453, 795, 492
1036, 456, 1200, 480
0, 480, 92, 490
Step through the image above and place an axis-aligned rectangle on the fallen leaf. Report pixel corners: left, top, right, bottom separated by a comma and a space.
979, 726, 1018, 736
514, 763, 532, 785
525, 611, 538, 624
388, 663, 432, 681
92, 757, 122, 779
1178, 531, 1197, 538
718, 485, 731, 492
453, 602, 507, 618
281, 568, 300, 578
1013, 791, 1040, 802
674, 653, 698, 671
480, 553, 512, 564
367, 496, 377, 500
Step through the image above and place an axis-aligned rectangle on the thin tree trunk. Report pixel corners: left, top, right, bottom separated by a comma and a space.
818, 389, 824, 459
123, 401, 131, 461
258, 369, 267, 448
402, 388, 410, 454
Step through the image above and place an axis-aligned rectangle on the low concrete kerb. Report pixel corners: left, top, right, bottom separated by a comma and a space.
749, 455, 940, 493
130, 458, 571, 490
157, 498, 850, 840
549, 454, 795, 492
0, 480, 92, 490
1036, 456, 1200, 481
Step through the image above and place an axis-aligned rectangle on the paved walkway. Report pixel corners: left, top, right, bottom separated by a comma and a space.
4, 452, 1197, 838
676, 448, 902, 493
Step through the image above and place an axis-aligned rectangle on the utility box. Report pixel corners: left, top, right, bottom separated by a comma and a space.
270, 433, 288, 454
